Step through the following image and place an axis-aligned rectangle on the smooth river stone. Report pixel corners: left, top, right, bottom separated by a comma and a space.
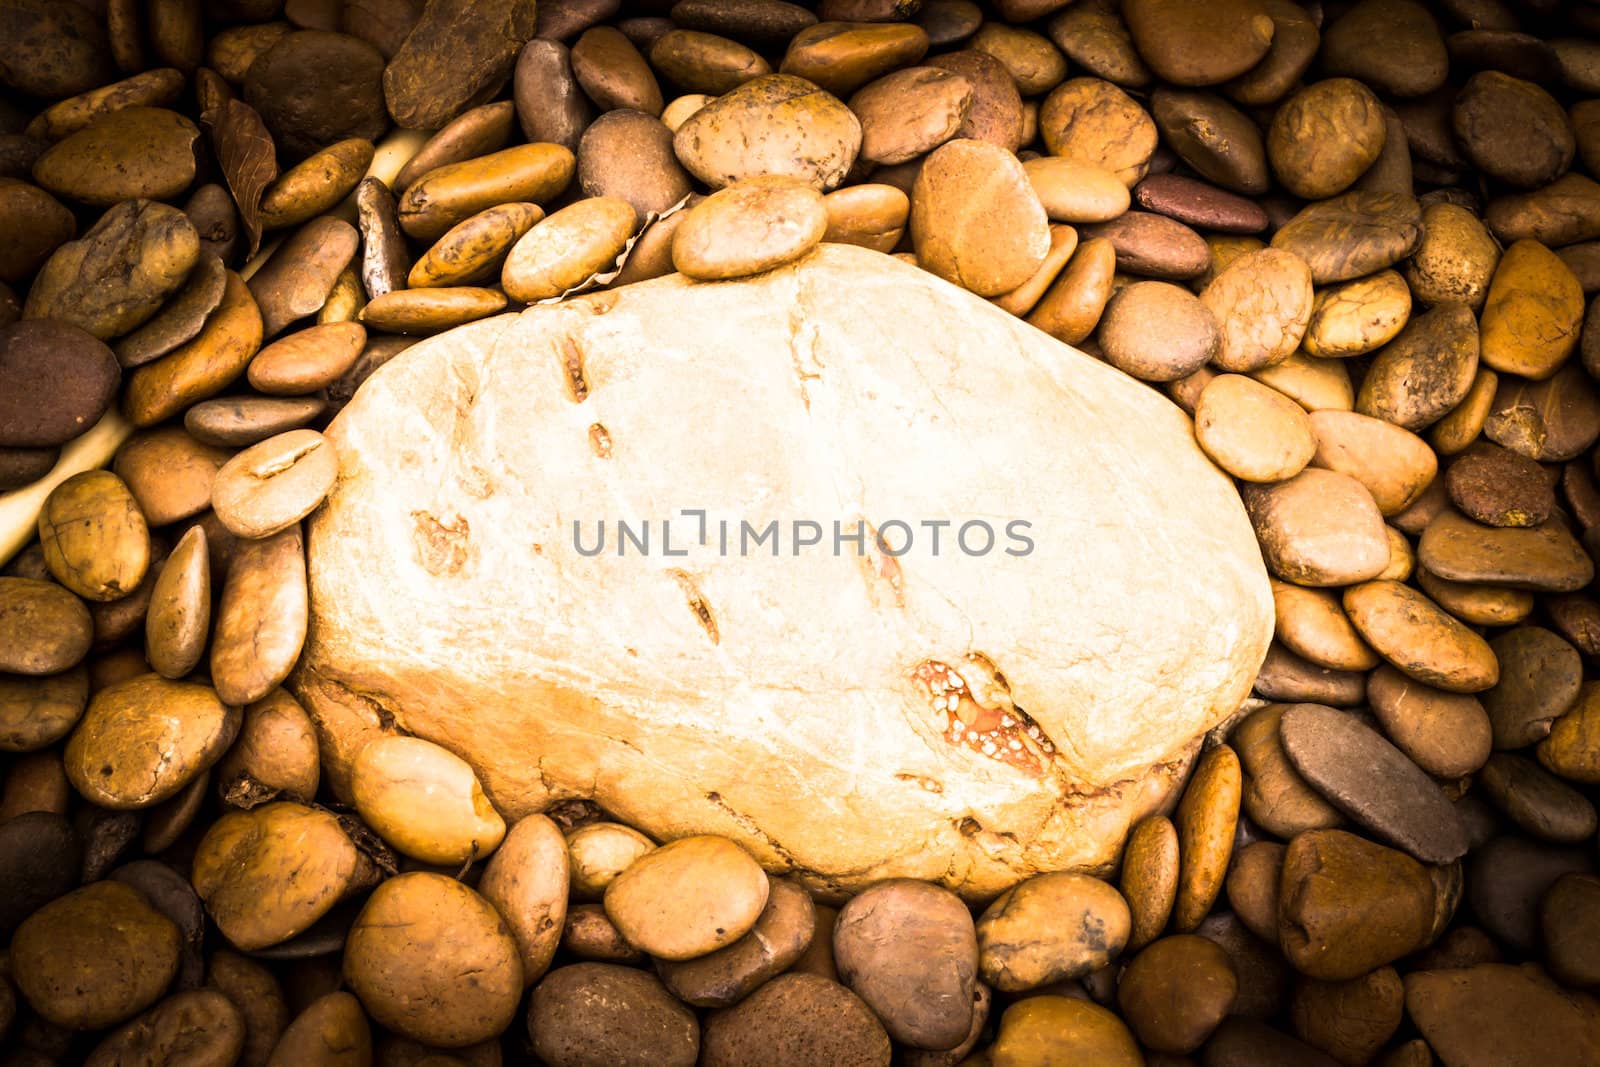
1405, 965, 1600, 1067
1343, 580, 1500, 693
1418, 509, 1595, 592
291, 244, 1273, 899
1280, 703, 1467, 863
1241, 469, 1390, 587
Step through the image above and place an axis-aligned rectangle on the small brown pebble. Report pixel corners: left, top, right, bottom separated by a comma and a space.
1120, 815, 1178, 951
1445, 444, 1555, 528
1278, 829, 1438, 981
1132, 174, 1267, 234
700, 973, 890, 1067
1279, 702, 1467, 863
1116, 934, 1237, 1054
1172, 744, 1240, 932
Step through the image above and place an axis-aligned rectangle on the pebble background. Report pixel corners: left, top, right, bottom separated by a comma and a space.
0, 0, 1599, 1064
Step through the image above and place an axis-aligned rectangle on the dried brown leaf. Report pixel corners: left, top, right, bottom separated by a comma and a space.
203, 96, 278, 259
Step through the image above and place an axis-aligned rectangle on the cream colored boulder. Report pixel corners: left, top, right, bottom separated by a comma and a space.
293, 244, 1270, 900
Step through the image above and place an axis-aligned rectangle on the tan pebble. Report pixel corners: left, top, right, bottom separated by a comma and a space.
977, 872, 1130, 992
64, 674, 239, 810
1241, 469, 1389, 586
352, 735, 506, 866
911, 138, 1048, 297
1271, 581, 1380, 671
1303, 269, 1412, 360
211, 429, 337, 540
359, 287, 507, 334
567, 821, 655, 900
1025, 236, 1115, 345
38, 469, 149, 602
990, 996, 1141, 1067
502, 196, 636, 301
397, 143, 575, 241
1251, 351, 1354, 413
1309, 410, 1438, 516
1479, 239, 1585, 380
1199, 248, 1314, 372
672, 177, 827, 282
1234, 704, 1342, 839
1038, 77, 1158, 187
1343, 580, 1500, 693
1406, 201, 1501, 309
113, 425, 233, 527
822, 183, 909, 253
247, 320, 366, 396
410, 202, 544, 290
123, 271, 263, 427
603, 835, 769, 960
145, 524, 210, 680
1021, 157, 1130, 223
1195, 375, 1315, 483
209, 524, 307, 707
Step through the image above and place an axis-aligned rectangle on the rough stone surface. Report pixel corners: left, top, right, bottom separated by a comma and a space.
294, 245, 1272, 899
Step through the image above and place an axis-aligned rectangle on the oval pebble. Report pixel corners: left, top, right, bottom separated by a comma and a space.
1343, 579, 1500, 693
672, 176, 826, 282
1279, 702, 1468, 863
604, 835, 768, 961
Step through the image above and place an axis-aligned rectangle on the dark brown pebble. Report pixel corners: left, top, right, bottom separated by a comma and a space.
1279, 703, 1468, 863
1481, 625, 1583, 748
1478, 752, 1598, 844
1447, 30, 1561, 82
1545, 595, 1600, 658
1467, 835, 1594, 952
1080, 211, 1210, 280
0, 320, 119, 448
1133, 175, 1268, 234
1203, 1017, 1340, 1067
0, 812, 80, 936
184, 395, 327, 448
1253, 643, 1367, 707
0, 445, 57, 490
242, 30, 388, 159
1445, 444, 1555, 528
669, 0, 819, 49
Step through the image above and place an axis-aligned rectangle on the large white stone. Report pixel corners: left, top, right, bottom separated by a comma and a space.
293, 244, 1271, 899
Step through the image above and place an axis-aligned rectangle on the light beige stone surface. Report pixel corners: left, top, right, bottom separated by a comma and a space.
294, 244, 1271, 899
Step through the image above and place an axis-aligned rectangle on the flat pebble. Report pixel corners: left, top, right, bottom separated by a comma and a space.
604, 835, 768, 961
1172, 744, 1239, 932
1279, 702, 1467, 862
1421, 510, 1594, 592
673, 177, 826, 282
1344, 579, 1499, 693
1119, 815, 1178, 951
1479, 752, 1597, 843
699, 973, 890, 1067
1242, 469, 1390, 587
1406, 964, 1600, 1067
1367, 665, 1493, 778
1233, 703, 1342, 839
